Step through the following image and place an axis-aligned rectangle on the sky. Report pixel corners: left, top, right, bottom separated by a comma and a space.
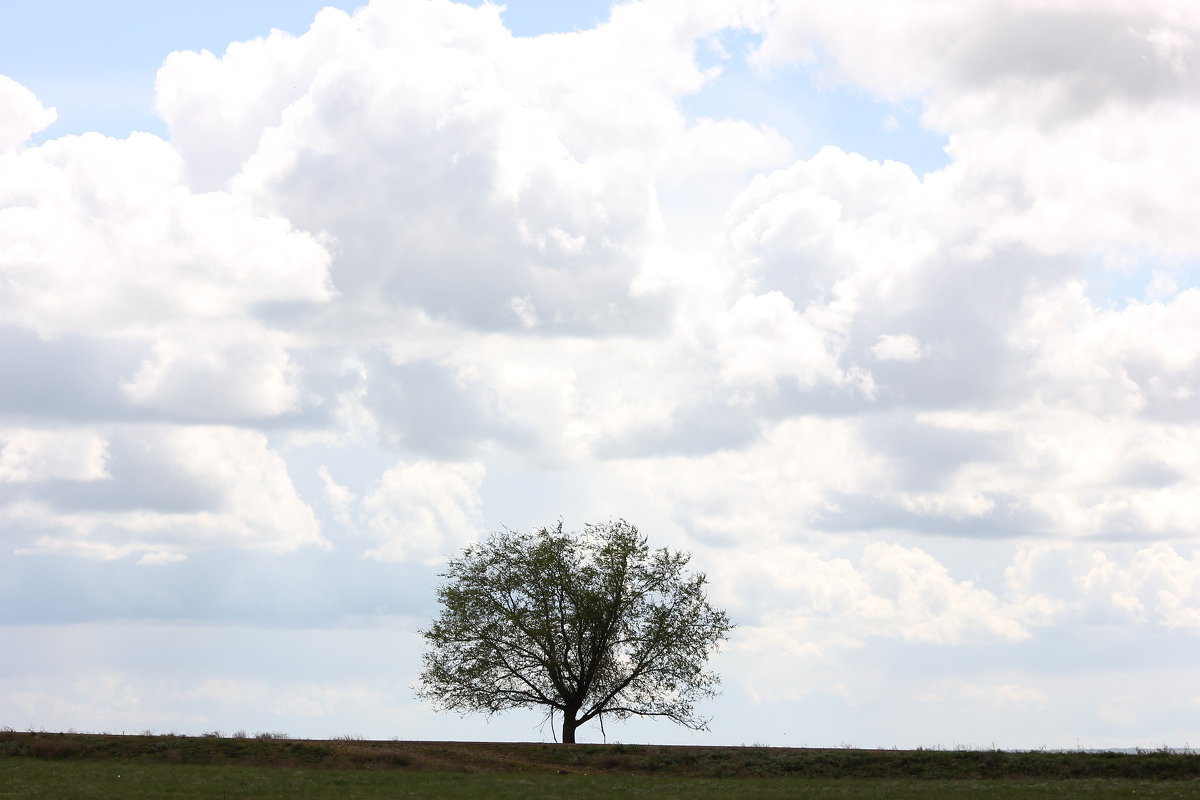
1, 0, 1199, 749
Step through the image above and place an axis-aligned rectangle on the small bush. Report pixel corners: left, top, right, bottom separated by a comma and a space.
28, 738, 81, 759
601, 754, 633, 770
345, 748, 412, 767
379, 750, 413, 766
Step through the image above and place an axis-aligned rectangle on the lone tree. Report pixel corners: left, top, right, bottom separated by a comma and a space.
416, 520, 733, 744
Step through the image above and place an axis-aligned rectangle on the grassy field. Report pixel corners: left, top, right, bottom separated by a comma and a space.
5, 759, 1200, 799
3, 731, 1200, 798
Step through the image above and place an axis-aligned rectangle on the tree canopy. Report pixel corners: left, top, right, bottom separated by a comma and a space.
416, 520, 733, 743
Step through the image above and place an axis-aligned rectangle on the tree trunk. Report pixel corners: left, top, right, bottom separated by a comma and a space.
562, 713, 579, 744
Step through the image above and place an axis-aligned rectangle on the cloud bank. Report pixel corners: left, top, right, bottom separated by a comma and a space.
1, 0, 1198, 746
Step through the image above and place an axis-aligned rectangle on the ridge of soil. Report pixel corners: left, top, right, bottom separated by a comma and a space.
3, 730, 1199, 780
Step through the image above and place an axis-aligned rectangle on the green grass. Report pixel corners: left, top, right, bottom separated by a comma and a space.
3, 759, 1200, 799
4, 731, 1200, 780
4, 731, 1200, 798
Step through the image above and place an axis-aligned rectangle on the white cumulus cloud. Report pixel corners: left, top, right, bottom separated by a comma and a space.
0, 76, 56, 151
361, 460, 485, 563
